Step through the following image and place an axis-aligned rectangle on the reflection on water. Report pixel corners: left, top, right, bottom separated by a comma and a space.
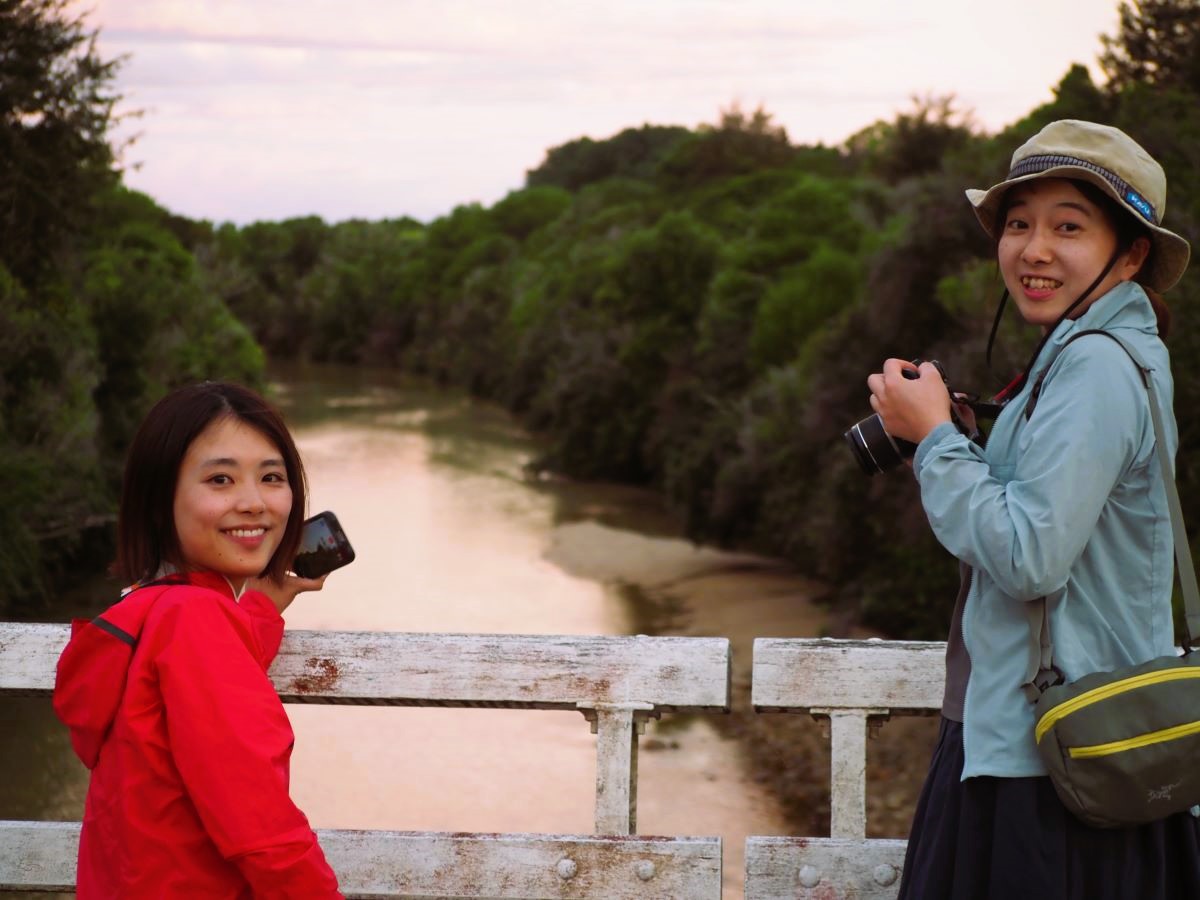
1, 363, 786, 899
0, 698, 87, 821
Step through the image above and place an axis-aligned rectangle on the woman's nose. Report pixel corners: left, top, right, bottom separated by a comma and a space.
236, 483, 266, 512
1021, 227, 1053, 264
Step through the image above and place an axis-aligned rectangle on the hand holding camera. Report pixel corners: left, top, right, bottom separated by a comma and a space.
847, 359, 980, 475
869, 359, 954, 440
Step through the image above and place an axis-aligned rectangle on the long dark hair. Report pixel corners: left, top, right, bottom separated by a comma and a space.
114, 382, 307, 584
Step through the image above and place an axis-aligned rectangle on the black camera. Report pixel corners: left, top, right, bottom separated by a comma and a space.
844, 359, 975, 476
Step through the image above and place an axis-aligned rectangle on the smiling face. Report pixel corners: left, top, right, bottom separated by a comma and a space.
998, 178, 1150, 331
172, 416, 294, 590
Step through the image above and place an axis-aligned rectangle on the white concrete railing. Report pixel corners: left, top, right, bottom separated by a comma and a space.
745, 637, 946, 900
0, 623, 729, 898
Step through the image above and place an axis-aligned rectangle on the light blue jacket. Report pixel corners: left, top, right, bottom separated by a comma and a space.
914, 281, 1178, 779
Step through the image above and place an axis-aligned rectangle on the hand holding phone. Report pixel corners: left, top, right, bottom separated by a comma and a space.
292, 511, 356, 579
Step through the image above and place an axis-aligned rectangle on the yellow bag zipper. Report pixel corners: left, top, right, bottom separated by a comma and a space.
1069, 719, 1200, 758
1034, 666, 1200, 745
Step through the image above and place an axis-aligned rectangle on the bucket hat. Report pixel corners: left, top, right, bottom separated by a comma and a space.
966, 119, 1191, 292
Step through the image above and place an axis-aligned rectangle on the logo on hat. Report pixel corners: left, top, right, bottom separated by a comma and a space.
1126, 190, 1154, 223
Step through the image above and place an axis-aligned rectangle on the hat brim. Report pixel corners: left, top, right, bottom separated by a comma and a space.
966, 165, 1191, 293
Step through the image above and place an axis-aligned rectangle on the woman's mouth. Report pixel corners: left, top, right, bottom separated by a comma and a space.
1020, 275, 1062, 297
224, 527, 267, 546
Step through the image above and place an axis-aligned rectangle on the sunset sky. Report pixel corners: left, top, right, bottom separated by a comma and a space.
82, 1, 1125, 225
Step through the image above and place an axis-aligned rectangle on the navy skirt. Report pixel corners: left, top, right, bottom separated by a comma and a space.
898, 718, 1200, 900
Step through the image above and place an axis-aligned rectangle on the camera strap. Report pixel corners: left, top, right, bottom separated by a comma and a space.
1021, 330, 1200, 703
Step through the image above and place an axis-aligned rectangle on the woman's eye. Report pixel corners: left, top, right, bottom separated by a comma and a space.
208, 474, 232, 485
263, 471, 288, 484
1058, 221, 1082, 233
1005, 217, 1027, 231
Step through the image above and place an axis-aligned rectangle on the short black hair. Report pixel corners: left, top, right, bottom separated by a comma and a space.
115, 382, 307, 584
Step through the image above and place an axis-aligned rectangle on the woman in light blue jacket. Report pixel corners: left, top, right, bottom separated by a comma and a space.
869, 120, 1198, 899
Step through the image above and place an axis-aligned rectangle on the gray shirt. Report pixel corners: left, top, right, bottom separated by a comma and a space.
941, 561, 971, 722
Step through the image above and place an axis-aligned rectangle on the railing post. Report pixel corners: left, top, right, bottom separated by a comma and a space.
811, 707, 888, 839
579, 701, 655, 835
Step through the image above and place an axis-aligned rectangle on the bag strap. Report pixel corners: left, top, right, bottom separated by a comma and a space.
1021, 329, 1200, 703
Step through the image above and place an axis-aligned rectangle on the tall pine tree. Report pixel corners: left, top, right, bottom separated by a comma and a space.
1100, 0, 1200, 94
0, 0, 124, 283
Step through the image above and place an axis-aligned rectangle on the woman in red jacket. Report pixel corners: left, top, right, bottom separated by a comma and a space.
53, 382, 343, 898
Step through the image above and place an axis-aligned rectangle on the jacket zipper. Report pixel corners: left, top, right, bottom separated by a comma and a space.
960, 566, 973, 767
1035, 666, 1200, 745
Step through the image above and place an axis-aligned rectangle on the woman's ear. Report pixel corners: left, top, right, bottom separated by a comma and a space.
1120, 236, 1152, 281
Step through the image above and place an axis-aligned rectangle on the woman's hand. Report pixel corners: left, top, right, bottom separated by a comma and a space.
247, 572, 328, 615
866, 359, 953, 446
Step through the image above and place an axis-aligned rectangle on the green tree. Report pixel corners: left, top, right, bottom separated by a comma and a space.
656, 103, 796, 188
209, 216, 330, 356
522, 211, 720, 478
491, 186, 572, 241
599, 210, 720, 328
526, 125, 690, 191
83, 205, 264, 471
500, 187, 660, 416
0, 0, 126, 612
301, 219, 427, 364
1100, 0, 1200, 94
1047, 64, 1113, 122
731, 174, 870, 276
0, 0, 123, 283
694, 268, 769, 392
0, 264, 103, 608
749, 243, 861, 369
846, 95, 977, 184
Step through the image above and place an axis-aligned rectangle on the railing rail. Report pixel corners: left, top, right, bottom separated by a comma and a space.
0, 623, 729, 898
0, 821, 722, 898
2, 626, 954, 897
745, 637, 946, 900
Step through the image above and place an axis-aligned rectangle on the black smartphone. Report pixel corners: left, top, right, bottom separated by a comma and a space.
292, 511, 356, 579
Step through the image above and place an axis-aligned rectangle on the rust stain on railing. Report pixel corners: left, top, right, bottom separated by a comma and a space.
290, 656, 340, 693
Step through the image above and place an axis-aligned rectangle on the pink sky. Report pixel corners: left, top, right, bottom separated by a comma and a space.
83, 0, 1124, 225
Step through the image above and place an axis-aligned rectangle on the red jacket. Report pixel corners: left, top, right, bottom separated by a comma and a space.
53, 571, 342, 899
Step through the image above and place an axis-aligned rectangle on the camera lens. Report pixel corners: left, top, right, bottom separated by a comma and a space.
843, 413, 916, 476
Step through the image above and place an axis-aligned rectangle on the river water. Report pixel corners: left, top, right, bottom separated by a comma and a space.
1, 364, 798, 898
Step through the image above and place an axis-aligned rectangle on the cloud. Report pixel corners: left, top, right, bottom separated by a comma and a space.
87, 0, 1121, 224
